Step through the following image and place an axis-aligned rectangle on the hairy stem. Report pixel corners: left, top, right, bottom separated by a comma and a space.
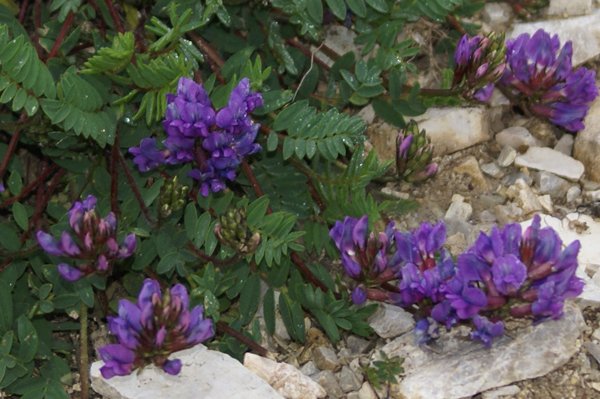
80, 302, 90, 399
216, 321, 268, 357
104, 0, 124, 33
0, 163, 57, 209
445, 14, 467, 36
46, 12, 76, 60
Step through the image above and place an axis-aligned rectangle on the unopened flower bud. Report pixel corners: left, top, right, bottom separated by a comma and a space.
395, 120, 437, 182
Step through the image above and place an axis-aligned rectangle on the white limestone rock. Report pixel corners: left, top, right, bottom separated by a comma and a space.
509, 11, 600, 65
574, 91, 600, 183
481, 162, 504, 179
453, 156, 490, 191
554, 134, 574, 156
495, 127, 541, 149
381, 302, 584, 399
515, 147, 585, 181
367, 303, 415, 339
506, 178, 543, 215
444, 194, 473, 222
244, 353, 327, 399
497, 145, 517, 167
412, 107, 490, 156
546, 0, 592, 16
483, 3, 511, 26
91, 345, 285, 399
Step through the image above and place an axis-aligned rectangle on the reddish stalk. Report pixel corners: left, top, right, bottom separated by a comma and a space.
185, 242, 241, 268
117, 151, 156, 225
445, 14, 467, 36
286, 38, 331, 71
33, 0, 42, 57
0, 112, 26, 181
18, 0, 29, 24
46, 12, 76, 61
104, 0, 124, 33
216, 321, 268, 357
22, 168, 66, 242
0, 163, 58, 209
186, 32, 226, 84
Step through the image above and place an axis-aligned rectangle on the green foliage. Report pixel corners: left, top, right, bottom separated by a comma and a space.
361, 350, 405, 390
83, 32, 135, 75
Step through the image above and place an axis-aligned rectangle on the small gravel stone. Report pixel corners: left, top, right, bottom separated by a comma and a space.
367, 303, 415, 339
533, 171, 571, 198
315, 370, 345, 399
481, 384, 521, 399
481, 162, 504, 179
497, 146, 517, 167
502, 172, 533, 187
338, 366, 363, 392
300, 361, 320, 377
584, 342, 600, 366
357, 382, 378, 399
554, 134, 574, 155
496, 126, 541, 149
313, 346, 341, 371
347, 336, 371, 355
445, 195, 473, 222
566, 186, 582, 203
347, 393, 360, 399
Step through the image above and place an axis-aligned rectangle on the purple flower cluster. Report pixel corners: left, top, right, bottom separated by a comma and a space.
99, 278, 214, 378
129, 77, 263, 196
329, 214, 585, 348
453, 32, 507, 102
501, 29, 598, 131
36, 195, 136, 281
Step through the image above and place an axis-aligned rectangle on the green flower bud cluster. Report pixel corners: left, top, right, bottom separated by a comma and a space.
159, 176, 189, 218
215, 206, 261, 255
396, 120, 438, 183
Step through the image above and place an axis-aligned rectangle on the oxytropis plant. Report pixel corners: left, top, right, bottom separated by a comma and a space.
99, 279, 214, 378
129, 77, 262, 197
36, 195, 136, 281
330, 214, 584, 347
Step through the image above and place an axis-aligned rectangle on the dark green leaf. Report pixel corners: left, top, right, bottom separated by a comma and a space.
17, 316, 39, 363
263, 287, 275, 335
239, 273, 261, 324
12, 202, 28, 231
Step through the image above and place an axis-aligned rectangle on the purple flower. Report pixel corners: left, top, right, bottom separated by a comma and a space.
130, 77, 263, 196
394, 221, 446, 273
473, 84, 494, 102
501, 29, 598, 131
470, 315, 504, 348
0, 182, 4, 192
351, 286, 367, 305
37, 195, 136, 281
447, 286, 488, 319
128, 138, 169, 172
99, 279, 214, 378
491, 255, 527, 296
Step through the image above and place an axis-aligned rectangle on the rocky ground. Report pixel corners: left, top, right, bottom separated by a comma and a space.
77, 1, 600, 398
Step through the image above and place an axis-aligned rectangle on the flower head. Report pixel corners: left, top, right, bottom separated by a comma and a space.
470, 315, 504, 347
36, 195, 136, 281
501, 29, 598, 131
99, 279, 214, 378
130, 77, 263, 196
453, 32, 507, 101
395, 120, 438, 182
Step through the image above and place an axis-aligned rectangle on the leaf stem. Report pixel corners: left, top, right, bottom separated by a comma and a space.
0, 163, 58, 209
104, 0, 124, 33
80, 301, 90, 399
216, 321, 268, 357
46, 11, 75, 61
445, 14, 467, 36
0, 112, 26, 181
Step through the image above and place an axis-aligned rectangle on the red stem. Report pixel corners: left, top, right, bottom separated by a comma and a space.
0, 112, 26, 181
33, 0, 43, 57
216, 321, 268, 357
117, 150, 156, 225
445, 14, 467, 36
286, 38, 331, 72
18, 0, 29, 24
22, 168, 66, 243
46, 12, 76, 61
0, 163, 58, 209
104, 0, 124, 33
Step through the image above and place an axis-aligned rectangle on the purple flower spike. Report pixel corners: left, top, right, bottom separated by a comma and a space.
470, 315, 504, 348
502, 29, 598, 131
37, 195, 136, 281
447, 286, 488, 319
99, 279, 214, 378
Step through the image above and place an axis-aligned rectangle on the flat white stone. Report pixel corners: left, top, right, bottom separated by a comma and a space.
381, 302, 583, 399
532, 171, 571, 198
495, 127, 541, 149
481, 163, 504, 179
546, 0, 592, 16
445, 196, 473, 222
497, 146, 517, 167
509, 11, 600, 65
483, 3, 511, 26
244, 353, 326, 399
554, 134, 574, 156
91, 345, 285, 399
515, 147, 584, 181
413, 107, 490, 156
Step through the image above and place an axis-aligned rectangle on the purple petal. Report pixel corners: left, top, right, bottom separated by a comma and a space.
170, 284, 190, 311
118, 234, 137, 258
351, 286, 367, 305
118, 299, 143, 332
138, 279, 161, 309
162, 359, 182, 375
37, 231, 66, 256
57, 263, 83, 281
